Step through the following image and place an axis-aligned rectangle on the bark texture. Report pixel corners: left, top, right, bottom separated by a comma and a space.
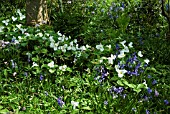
26, 0, 49, 25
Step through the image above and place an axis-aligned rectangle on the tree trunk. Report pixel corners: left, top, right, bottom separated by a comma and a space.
26, 0, 49, 25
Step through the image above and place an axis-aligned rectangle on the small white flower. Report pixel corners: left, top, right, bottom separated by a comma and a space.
128, 42, 133, 48
0, 26, 4, 32
58, 37, 62, 41
37, 33, 43, 37
138, 51, 143, 57
115, 65, 127, 78
65, 37, 68, 41
64, 44, 68, 48
118, 50, 125, 58
2, 19, 10, 26
20, 28, 27, 34
144, 59, 150, 64
59, 65, 67, 71
13, 72, 17, 76
16, 24, 22, 29
123, 46, 129, 53
80, 46, 86, 51
32, 62, 38, 67
120, 40, 126, 47
54, 42, 59, 50
60, 46, 66, 52
67, 46, 72, 50
25, 33, 30, 37
49, 36, 55, 42
17, 9, 22, 15
12, 16, 17, 21
70, 41, 73, 46
20, 14, 25, 20
57, 31, 62, 36
67, 1, 72, 4
106, 45, 111, 49
48, 61, 54, 68
86, 44, 91, 48
73, 39, 77, 43
71, 101, 79, 109
108, 54, 116, 64
71, 46, 76, 51
96, 43, 104, 52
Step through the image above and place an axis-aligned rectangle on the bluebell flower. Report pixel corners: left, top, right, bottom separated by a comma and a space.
154, 90, 159, 97
112, 86, 124, 94
148, 75, 152, 78
40, 74, 43, 81
152, 79, 157, 85
164, 100, 169, 105
44, 91, 48, 96
146, 109, 150, 114
116, 44, 119, 50
147, 87, 152, 94
104, 101, 108, 105
24, 72, 28, 76
57, 97, 65, 107
122, 3, 125, 8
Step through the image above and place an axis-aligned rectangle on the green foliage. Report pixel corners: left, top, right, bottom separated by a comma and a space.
0, 0, 170, 114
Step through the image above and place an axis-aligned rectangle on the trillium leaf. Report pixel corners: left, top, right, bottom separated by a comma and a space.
49, 69, 56, 73
41, 48, 48, 54
81, 106, 91, 110
137, 84, 146, 89
117, 80, 124, 86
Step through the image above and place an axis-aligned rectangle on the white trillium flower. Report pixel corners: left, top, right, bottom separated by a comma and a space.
120, 40, 126, 47
49, 36, 55, 42
70, 41, 73, 46
118, 50, 125, 58
54, 42, 59, 50
48, 61, 54, 68
67, 46, 72, 50
16, 24, 22, 29
71, 101, 79, 109
73, 39, 77, 43
108, 54, 116, 64
123, 46, 129, 53
20, 28, 27, 34
0, 26, 4, 32
50, 42, 54, 48
128, 42, 133, 48
2, 19, 10, 26
106, 45, 112, 49
32, 62, 38, 67
96, 43, 104, 52
115, 65, 127, 78
59, 65, 67, 71
65, 37, 68, 41
37, 33, 43, 37
12, 16, 17, 21
58, 37, 63, 41
144, 59, 150, 64
57, 31, 62, 36
25, 33, 30, 37
86, 44, 91, 48
20, 14, 25, 20
80, 46, 86, 51
138, 51, 143, 57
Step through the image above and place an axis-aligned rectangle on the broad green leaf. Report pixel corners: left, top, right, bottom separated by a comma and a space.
49, 69, 56, 73
117, 80, 124, 86
41, 48, 48, 54
81, 106, 91, 110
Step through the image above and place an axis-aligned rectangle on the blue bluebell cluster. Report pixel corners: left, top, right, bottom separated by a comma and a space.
95, 66, 109, 83
57, 97, 65, 107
